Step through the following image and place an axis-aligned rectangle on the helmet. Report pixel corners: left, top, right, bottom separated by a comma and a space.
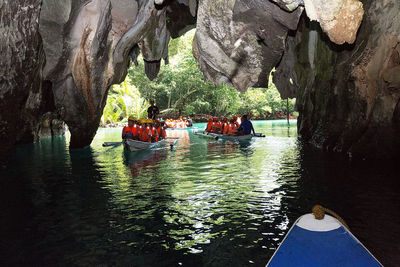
223, 117, 228, 122
147, 119, 153, 123
128, 116, 136, 121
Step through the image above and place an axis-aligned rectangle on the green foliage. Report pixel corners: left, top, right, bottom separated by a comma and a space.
103, 29, 296, 124
101, 77, 149, 124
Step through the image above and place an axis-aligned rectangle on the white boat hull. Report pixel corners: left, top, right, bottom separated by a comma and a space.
194, 131, 252, 140
123, 139, 166, 152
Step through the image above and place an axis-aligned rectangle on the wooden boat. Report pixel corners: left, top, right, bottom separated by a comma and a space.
194, 131, 252, 140
123, 139, 166, 152
267, 206, 382, 266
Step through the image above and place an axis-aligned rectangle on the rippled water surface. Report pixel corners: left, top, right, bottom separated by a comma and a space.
1, 120, 399, 266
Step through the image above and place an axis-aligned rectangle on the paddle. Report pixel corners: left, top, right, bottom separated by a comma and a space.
170, 139, 179, 149
253, 133, 265, 137
102, 142, 122, 147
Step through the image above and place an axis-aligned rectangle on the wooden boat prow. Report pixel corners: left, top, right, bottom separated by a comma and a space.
267, 213, 382, 266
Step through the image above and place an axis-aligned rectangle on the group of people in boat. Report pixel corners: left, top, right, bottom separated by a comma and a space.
122, 116, 167, 143
165, 117, 193, 128
205, 114, 255, 136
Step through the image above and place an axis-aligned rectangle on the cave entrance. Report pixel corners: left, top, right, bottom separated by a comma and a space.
102, 29, 297, 127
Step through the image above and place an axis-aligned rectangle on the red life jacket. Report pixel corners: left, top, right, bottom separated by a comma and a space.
122, 126, 133, 138
228, 123, 237, 135
211, 122, 219, 133
157, 126, 166, 139
142, 126, 151, 142
216, 122, 222, 133
131, 124, 138, 137
151, 127, 158, 142
206, 122, 213, 132
222, 123, 229, 135
138, 126, 143, 140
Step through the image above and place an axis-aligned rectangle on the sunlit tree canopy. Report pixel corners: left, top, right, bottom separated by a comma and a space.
102, 29, 296, 124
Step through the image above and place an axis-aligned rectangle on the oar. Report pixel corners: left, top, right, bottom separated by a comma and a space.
170, 139, 179, 149
102, 142, 122, 147
165, 137, 179, 139
253, 133, 265, 137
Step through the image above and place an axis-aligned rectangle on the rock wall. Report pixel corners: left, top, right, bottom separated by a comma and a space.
0, 1, 44, 163
1, 0, 398, 162
291, 0, 400, 159
194, 0, 303, 91
39, 0, 196, 149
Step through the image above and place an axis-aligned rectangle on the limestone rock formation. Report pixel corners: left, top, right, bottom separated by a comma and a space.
2, 0, 399, 162
303, 0, 364, 44
40, 0, 133, 148
194, 0, 304, 91
0, 1, 44, 163
289, 0, 400, 159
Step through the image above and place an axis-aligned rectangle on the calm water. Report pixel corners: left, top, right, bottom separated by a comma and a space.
1, 120, 399, 266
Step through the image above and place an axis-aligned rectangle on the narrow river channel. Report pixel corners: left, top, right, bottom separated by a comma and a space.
1, 120, 399, 266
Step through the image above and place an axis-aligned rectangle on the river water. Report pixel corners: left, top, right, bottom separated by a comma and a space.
1, 120, 399, 266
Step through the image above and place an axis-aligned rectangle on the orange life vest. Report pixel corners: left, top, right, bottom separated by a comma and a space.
122, 126, 133, 138
228, 123, 237, 135
151, 127, 158, 142
157, 126, 166, 139
206, 122, 213, 132
141, 126, 151, 142
211, 122, 219, 133
131, 124, 138, 138
138, 126, 143, 139
222, 123, 229, 135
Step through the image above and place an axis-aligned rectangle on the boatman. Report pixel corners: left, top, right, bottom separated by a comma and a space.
147, 100, 159, 120
122, 116, 136, 139
236, 115, 256, 136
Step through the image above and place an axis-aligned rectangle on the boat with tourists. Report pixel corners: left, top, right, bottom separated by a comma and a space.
195, 115, 264, 140
102, 116, 178, 151
164, 117, 193, 129
267, 205, 382, 266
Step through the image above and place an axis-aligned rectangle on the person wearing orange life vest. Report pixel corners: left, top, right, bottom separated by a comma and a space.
150, 120, 159, 142
205, 118, 213, 132
221, 117, 229, 135
141, 119, 153, 142
137, 119, 144, 141
131, 118, 139, 140
216, 118, 223, 133
211, 117, 220, 133
139, 119, 150, 142
122, 116, 136, 139
227, 119, 238, 135
157, 121, 167, 140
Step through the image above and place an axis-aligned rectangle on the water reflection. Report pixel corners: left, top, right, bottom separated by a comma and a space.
1, 121, 399, 266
